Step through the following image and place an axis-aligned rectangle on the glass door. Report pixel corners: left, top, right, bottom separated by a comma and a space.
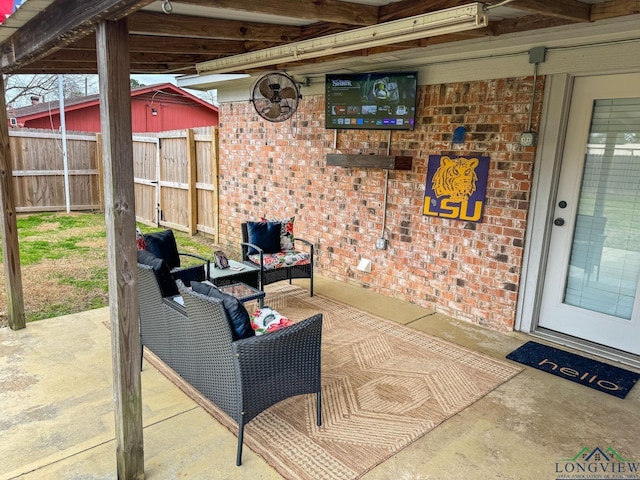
538, 73, 640, 355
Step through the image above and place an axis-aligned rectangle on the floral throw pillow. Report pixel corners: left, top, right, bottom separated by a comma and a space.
250, 307, 293, 335
136, 227, 146, 251
261, 216, 295, 251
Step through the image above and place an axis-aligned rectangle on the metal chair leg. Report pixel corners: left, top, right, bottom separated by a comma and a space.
236, 423, 244, 466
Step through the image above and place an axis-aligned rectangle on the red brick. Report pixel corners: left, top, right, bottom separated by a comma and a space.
216, 76, 541, 333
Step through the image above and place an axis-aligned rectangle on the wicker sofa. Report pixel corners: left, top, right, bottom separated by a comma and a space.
137, 263, 323, 465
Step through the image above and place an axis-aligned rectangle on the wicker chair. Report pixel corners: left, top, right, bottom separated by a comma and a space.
240, 222, 314, 296
137, 263, 196, 378
143, 229, 210, 285
137, 263, 323, 466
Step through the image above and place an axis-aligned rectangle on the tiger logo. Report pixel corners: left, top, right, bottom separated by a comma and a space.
431, 156, 479, 203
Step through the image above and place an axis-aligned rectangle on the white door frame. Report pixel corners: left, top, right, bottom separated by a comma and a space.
516, 73, 640, 368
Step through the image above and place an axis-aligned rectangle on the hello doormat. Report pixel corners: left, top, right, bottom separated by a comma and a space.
506, 341, 639, 399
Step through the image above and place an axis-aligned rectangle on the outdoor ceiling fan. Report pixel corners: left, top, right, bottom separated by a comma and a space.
250, 72, 301, 123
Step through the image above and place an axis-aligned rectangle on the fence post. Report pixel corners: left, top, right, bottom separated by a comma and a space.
186, 128, 197, 235
96, 133, 105, 212
212, 126, 220, 244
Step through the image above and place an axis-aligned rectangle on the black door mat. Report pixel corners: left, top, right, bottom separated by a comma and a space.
506, 341, 639, 399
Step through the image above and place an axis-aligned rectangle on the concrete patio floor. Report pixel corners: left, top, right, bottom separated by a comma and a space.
1, 275, 639, 480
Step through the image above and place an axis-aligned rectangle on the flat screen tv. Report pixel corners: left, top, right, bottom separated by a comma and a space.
325, 72, 418, 130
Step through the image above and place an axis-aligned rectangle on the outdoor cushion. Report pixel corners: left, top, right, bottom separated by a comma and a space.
136, 227, 146, 251
250, 306, 293, 336
144, 229, 180, 270
246, 221, 281, 254
248, 251, 311, 271
191, 281, 255, 340
137, 249, 179, 297
261, 216, 295, 251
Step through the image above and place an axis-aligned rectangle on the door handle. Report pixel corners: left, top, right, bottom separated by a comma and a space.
554, 218, 565, 226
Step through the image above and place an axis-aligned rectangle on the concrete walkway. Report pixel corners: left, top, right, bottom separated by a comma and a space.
1, 275, 638, 479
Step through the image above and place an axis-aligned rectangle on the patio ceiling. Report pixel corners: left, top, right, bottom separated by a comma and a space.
0, 0, 637, 76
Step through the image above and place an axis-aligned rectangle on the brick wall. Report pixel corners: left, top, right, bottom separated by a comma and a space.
217, 76, 543, 332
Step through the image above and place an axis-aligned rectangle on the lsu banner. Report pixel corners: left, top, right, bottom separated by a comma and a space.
423, 154, 490, 223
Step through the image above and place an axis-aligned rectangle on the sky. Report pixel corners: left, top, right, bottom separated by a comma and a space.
133, 74, 218, 105
5, 73, 218, 108
132, 74, 178, 86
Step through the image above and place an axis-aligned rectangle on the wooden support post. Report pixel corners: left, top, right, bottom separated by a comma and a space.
0, 80, 25, 330
0, 78, 26, 330
186, 128, 197, 235
211, 127, 220, 244
96, 18, 144, 480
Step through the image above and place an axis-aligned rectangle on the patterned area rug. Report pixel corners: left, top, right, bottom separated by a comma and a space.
148, 284, 522, 479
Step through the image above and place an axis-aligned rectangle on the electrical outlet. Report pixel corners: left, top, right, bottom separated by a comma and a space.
357, 258, 372, 272
520, 131, 537, 147
376, 238, 388, 250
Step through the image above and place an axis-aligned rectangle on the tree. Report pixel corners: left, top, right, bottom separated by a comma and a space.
194, 89, 218, 106
130, 78, 145, 89
4, 74, 98, 107
4, 74, 57, 106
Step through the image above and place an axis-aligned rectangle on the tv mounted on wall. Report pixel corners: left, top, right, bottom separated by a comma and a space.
325, 72, 418, 130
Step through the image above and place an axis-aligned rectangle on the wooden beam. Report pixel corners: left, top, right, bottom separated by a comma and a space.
96, 18, 144, 480
0, 78, 25, 330
10, 63, 106, 74
299, 1, 493, 43
41, 48, 232, 66
0, 0, 155, 73
327, 154, 413, 170
69, 34, 248, 55
492, 14, 575, 35
12, 62, 200, 75
379, 0, 467, 23
300, 22, 355, 38
172, 0, 379, 25
128, 11, 304, 42
591, 0, 640, 21
507, 0, 591, 22
128, 53, 228, 67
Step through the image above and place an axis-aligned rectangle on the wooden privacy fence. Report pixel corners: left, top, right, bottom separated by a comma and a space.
10, 129, 100, 213
8, 126, 220, 240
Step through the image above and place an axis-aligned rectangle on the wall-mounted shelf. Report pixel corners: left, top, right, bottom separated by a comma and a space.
326, 154, 412, 170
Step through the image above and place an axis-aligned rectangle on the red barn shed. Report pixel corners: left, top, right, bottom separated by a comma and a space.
9, 83, 218, 132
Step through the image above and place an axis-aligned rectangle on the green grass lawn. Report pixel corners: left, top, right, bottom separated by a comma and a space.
0, 212, 217, 325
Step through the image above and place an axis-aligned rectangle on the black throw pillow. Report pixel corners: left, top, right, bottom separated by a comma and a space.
246, 221, 281, 255
191, 281, 255, 340
137, 249, 179, 297
143, 229, 180, 270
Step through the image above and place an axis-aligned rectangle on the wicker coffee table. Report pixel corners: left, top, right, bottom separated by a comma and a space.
201, 279, 265, 308
209, 259, 260, 289
217, 282, 265, 307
